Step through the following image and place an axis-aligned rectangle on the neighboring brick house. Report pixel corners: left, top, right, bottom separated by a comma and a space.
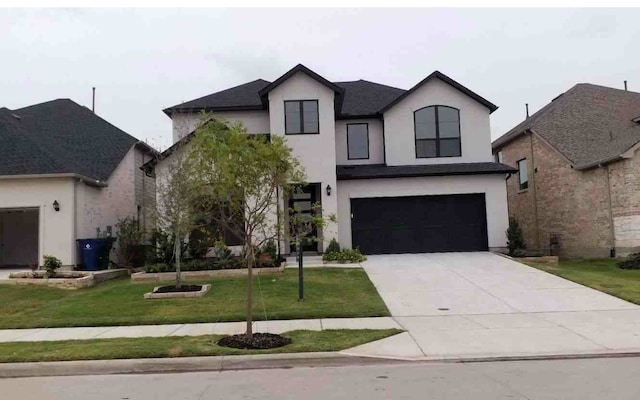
492, 83, 640, 258
0, 99, 157, 267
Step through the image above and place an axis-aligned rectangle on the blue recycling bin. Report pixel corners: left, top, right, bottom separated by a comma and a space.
77, 238, 115, 271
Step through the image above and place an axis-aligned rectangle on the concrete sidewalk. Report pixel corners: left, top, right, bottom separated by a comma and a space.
0, 317, 401, 343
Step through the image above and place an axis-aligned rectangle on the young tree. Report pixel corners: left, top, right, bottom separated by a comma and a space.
155, 146, 199, 289
186, 120, 305, 339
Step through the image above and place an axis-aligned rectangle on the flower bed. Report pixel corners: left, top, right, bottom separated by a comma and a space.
131, 266, 285, 283
1, 269, 129, 290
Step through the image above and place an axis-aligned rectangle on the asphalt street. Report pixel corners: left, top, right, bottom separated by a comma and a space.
1, 357, 640, 399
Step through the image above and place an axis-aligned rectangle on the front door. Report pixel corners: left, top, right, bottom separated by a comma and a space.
289, 184, 319, 253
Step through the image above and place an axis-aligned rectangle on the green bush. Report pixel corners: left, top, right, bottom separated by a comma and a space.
506, 217, 526, 256
43, 255, 62, 277
256, 239, 278, 267
150, 229, 188, 265
322, 248, 366, 264
115, 217, 145, 267
325, 238, 340, 254
618, 253, 640, 270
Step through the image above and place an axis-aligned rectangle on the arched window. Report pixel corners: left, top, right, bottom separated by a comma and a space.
414, 106, 461, 158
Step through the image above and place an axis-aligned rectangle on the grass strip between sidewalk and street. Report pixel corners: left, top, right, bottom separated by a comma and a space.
0, 268, 389, 329
525, 258, 640, 305
0, 329, 402, 363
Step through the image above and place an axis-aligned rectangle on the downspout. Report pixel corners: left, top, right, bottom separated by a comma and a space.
528, 131, 541, 252
605, 164, 615, 257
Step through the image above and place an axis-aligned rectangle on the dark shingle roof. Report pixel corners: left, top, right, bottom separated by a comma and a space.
163, 67, 497, 119
334, 80, 405, 118
0, 99, 141, 182
337, 162, 515, 180
493, 84, 640, 170
164, 79, 271, 115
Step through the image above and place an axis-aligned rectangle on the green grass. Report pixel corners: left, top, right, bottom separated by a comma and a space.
0, 329, 401, 363
0, 269, 389, 329
526, 258, 640, 304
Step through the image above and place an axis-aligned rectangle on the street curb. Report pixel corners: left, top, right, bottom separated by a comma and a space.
3, 350, 640, 379
0, 352, 409, 379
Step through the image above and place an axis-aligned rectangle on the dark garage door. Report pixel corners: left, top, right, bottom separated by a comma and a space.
351, 194, 488, 254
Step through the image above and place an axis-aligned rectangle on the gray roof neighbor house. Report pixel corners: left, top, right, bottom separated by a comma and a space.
493, 83, 640, 170
0, 99, 152, 183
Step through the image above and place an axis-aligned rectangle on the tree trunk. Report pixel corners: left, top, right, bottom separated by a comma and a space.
175, 228, 182, 289
246, 243, 254, 340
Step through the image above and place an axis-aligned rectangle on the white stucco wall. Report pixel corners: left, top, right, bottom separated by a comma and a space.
336, 175, 509, 251
76, 147, 138, 240
172, 110, 270, 143
267, 71, 339, 249
335, 119, 384, 165
0, 178, 75, 265
383, 78, 493, 166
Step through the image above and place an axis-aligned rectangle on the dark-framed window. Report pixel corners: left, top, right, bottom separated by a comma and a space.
517, 158, 528, 190
414, 105, 461, 158
347, 123, 369, 160
285, 100, 319, 134
494, 151, 503, 163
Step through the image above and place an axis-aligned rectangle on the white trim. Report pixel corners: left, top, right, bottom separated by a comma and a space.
0, 173, 106, 187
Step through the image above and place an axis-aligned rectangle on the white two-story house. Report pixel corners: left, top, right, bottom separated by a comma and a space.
156, 64, 513, 255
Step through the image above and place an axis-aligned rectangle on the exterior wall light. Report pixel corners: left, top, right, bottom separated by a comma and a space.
326, 185, 332, 196
53, 200, 60, 212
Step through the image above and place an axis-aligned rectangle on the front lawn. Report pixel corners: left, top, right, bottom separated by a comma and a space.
0, 329, 401, 363
0, 268, 389, 329
525, 258, 640, 304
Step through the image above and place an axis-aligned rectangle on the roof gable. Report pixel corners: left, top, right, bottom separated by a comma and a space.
257, 64, 344, 100
379, 71, 498, 114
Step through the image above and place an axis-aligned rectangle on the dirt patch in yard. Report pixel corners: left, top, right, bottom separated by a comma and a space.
154, 284, 203, 293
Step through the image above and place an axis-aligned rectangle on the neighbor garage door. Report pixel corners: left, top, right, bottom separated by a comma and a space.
351, 194, 488, 254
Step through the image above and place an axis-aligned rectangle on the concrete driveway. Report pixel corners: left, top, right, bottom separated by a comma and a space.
343, 252, 640, 361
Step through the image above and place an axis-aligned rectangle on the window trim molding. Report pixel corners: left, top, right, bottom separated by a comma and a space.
284, 99, 320, 135
414, 105, 462, 159
517, 158, 529, 191
346, 123, 370, 160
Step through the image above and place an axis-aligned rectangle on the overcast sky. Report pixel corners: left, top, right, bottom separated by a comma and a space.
1, 8, 638, 150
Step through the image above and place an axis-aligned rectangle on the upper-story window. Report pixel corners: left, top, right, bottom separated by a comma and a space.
414, 106, 461, 158
285, 100, 319, 134
495, 151, 503, 163
347, 123, 369, 160
517, 158, 528, 191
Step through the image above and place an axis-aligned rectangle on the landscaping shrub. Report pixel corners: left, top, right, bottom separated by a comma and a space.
144, 256, 259, 273
43, 255, 62, 278
506, 217, 526, 256
257, 239, 278, 267
188, 226, 217, 259
326, 238, 340, 254
618, 253, 640, 270
150, 229, 188, 265
115, 217, 145, 267
322, 248, 366, 263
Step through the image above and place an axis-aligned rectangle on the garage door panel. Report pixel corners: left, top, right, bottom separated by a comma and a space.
351, 194, 488, 254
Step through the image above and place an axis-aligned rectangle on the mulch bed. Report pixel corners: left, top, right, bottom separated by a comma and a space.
154, 284, 203, 293
217, 333, 292, 349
